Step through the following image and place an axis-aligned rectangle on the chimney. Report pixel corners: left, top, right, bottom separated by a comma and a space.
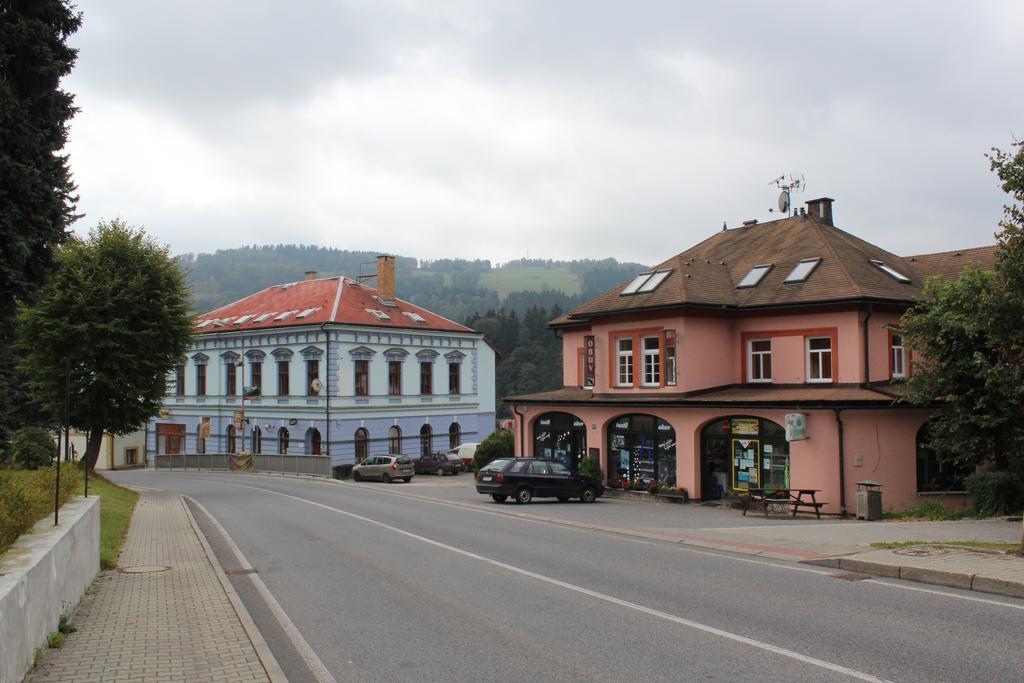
805, 197, 834, 225
376, 255, 396, 301
304, 271, 317, 281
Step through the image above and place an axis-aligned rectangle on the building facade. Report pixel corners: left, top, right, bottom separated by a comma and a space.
509, 198, 996, 514
151, 256, 497, 473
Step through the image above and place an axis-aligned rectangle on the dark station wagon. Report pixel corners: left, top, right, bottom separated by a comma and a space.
475, 458, 604, 504
414, 452, 464, 476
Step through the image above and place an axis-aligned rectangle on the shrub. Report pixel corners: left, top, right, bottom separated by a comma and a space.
965, 470, 1024, 516
0, 465, 82, 552
888, 499, 969, 521
578, 455, 603, 481
473, 430, 513, 471
11, 427, 55, 470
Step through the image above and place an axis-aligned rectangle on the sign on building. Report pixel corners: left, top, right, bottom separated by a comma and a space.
785, 413, 808, 441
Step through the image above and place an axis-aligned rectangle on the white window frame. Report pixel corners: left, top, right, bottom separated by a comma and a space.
748, 339, 772, 383
784, 258, 822, 283
616, 337, 634, 387
641, 336, 661, 387
806, 336, 833, 383
891, 333, 906, 379
736, 264, 773, 289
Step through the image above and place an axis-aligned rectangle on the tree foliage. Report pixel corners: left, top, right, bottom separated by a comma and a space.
901, 141, 1024, 475
17, 220, 193, 469
10, 426, 54, 469
473, 429, 514, 470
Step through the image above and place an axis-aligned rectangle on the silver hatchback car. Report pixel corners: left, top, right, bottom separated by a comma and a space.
352, 455, 414, 483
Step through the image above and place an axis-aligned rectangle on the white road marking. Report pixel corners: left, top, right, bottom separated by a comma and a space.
214, 480, 890, 682
185, 496, 339, 683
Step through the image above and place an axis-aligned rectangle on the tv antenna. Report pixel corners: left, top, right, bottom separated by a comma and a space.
768, 173, 805, 217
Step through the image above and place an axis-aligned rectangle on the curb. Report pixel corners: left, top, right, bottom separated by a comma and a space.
181, 496, 288, 683
801, 556, 1024, 599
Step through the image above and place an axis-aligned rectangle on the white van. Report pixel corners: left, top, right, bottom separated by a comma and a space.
448, 442, 480, 469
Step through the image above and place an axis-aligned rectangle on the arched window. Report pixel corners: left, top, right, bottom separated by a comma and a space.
420, 424, 433, 457
197, 425, 206, 454
608, 414, 675, 487
699, 416, 787, 499
388, 425, 402, 455
532, 412, 587, 470
354, 428, 369, 463
226, 425, 237, 454
251, 426, 262, 454
278, 427, 290, 454
448, 422, 460, 450
306, 427, 322, 455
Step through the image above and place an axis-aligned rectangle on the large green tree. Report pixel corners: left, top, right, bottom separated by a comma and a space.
0, 0, 82, 451
18, 220, 193, 469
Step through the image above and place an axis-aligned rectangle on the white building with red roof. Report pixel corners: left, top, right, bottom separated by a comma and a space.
152, 256, 496, 474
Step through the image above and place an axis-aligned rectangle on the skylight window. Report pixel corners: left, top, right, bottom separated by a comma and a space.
620, 273, 653, 295
274, 310, 297, 321
870, 259, 911, 283
197, 320, 214, 328
403, 311, 427, 323
366, 309, 391, 320
783, 258, 822, 283
253, 312, 275, 323
736, 264, 773, 289
233, 314, 255, 325
296, 308, 319, 319
637, 269, 672, 293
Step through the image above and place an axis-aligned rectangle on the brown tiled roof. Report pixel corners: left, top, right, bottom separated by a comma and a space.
507, 384, 906, 407
554, 213, 999, 326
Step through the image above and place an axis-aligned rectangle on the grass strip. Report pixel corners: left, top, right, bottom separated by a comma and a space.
87, 473, 139, 569
869, 540, 1019, 552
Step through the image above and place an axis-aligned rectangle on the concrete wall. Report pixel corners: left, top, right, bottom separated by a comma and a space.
0, 496, 100, 683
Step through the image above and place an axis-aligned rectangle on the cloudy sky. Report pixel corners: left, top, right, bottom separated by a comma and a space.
63, 1, 1023, 265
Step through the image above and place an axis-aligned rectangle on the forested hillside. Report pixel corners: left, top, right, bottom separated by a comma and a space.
176, 245, 648, 416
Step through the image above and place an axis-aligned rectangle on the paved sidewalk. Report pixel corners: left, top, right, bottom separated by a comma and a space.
28, 490, 275, 683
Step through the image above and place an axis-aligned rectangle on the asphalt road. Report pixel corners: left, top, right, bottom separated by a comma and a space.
110, 470, 1024, 683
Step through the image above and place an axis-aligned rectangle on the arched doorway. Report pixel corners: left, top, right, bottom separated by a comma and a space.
251, 426, 262, 454
306, 427, 322, 455
533, 412, 587, 470
607, 414, 675, 487
226, 425, 237, 454
420, 424, 433, 457
278, 427, 290, 454
354, 428, 369, 463
388, 426, 402, 455
700, 417, 788, 499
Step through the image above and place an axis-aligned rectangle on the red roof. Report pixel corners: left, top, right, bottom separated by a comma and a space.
194, 276, 473, 334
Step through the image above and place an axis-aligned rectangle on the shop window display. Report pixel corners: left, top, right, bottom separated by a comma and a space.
533, 412, 587, 470
700, 417, 789, 498
607, 414, 676, 487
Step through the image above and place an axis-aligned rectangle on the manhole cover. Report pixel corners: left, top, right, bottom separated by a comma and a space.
893, 546, 950, 557
118, 565, 172, 574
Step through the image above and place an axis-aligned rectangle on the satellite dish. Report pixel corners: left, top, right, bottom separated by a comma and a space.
778, 190, 790, 213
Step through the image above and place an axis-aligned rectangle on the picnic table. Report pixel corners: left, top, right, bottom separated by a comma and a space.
742, 488, 825, 519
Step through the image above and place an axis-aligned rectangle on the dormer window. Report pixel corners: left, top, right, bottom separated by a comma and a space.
366, 309, 391, 321
784, 258, 821, 283
736, 264, 773, 289
253, 312, 275, 323
871, 259, 911, 283
620, 269, 672, 296
403, 311, 427, 323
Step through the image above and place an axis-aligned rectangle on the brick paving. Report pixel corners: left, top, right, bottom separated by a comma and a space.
28, 490, 270, 683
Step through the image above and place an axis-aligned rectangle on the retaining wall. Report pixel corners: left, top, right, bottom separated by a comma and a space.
0, 496, 100, 683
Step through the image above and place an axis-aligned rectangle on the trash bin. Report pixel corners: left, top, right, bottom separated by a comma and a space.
855, 480, 882, 520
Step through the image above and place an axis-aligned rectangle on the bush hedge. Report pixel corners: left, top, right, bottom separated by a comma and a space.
965, 470, 1024, 516
0, 465, 82, 553
578, 455, 603, 481
473, 430, 513, 471
11, 427, 56, 470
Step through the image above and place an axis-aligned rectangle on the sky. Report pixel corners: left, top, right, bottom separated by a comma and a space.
63, 1, 1024, 266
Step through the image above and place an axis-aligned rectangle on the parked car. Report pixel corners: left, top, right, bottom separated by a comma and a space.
449, 442, 480, 469
414, 452, 463, 476
475, 458, 604, 504
352, 455, 414, 483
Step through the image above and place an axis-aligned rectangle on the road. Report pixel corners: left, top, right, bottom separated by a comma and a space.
109, 470, 1024, 682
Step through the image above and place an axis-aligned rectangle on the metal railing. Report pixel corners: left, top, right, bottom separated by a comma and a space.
154, 453, 331, 477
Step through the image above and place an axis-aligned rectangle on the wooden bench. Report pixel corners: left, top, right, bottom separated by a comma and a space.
742, 489, 826, 519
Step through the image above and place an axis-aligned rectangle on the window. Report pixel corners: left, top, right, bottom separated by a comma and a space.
620, 269, 672, 296
403, 311, 427, 323
420, 424, 432, 457
621, 273, 653, 295
917, 424, 971, 492
891, 333, 906, 379
278, 427, 290, 454
226, 425, 237, 454
736, 264, 773, 289
448, 363, 460, 394
296, 307, 318, 319
389, 361, 402, 395
664, 330, 676, 386
124, 448, 137, 466
196, 365, 207, 396
250, 362, 262, 397
307, 427, 321, 455
749, 339, 772, 382
197, 425, 206, 454
641, 336, 660, 386
274, 310, 296, 321
251, 426, 262, 454
355, 359, 369, 396
448, 423, 460, 450
388, 426, 402, 455
616, 338, 634, 386
253, 312, 275, 323
871, 259, 911, 283
784, 258, 822, 283
306, 359, 320, 396
175, 362, 186, 396
420, 362, 432, 395
807, 337, 833, 382
366, 308, 391, 320
354, 428, 368, 463
226, 361, 237, 396
277, 360, 290, 396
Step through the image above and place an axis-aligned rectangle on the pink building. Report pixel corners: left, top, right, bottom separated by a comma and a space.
508, 198, 997, 514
